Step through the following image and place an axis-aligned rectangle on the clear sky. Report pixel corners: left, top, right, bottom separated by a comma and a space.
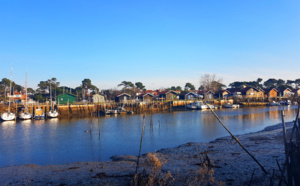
0, 0, 299, 90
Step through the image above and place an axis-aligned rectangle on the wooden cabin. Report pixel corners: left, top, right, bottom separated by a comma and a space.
263, 88, 278, 99
92, 94, 105, 104
137, 93, 154, 102
293, 89, 300, 97
180, 92, 200, 100
214, 90, 231, 99
57, 93, 77, 104
279, 88, 293, 98
115, 93, 131, 103
158, 91, 179, 101
197, 91, 215, 101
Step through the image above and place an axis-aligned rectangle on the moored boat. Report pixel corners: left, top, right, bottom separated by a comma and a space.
46, 76, 59, 118
186, 102, 198, 110
268, 101, 280, 106
1, 67, 16, 121
18, 111, 32, 120
18, 72, 32, 120
1, 112, 16, 121
223, 103, 240, 108
34, 107, 45, 120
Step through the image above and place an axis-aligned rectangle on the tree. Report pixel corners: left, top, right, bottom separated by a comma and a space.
118, 81, 134, 89
33, 94, 46, 102
82, 78, 99, 92
184, 82, 195, 91
295, 78, 300, 88
199, 74, 224, 92
263, 78, 277, 89
229, 81, 244, 88
135, 82, 145, 90
27, 88, 35, 95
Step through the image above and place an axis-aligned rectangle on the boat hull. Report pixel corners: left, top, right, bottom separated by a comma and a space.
47, 110, 59, 118
18, 112, 32, 120
1, 112, 16, 121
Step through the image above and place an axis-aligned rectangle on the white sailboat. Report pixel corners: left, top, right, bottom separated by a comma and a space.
18, 72, 32, 120
47, 76, 58, 118
1, 67, 16, 121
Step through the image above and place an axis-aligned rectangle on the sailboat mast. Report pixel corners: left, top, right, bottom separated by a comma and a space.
25, 72, 27, 110
50, 75, 52, 108
8, 67, 12, 112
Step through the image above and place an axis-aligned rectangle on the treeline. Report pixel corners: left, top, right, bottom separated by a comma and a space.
229, 78, 300, 90
0, 75, 300, 102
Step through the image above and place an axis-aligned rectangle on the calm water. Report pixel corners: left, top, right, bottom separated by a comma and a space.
0, 106, 298, 167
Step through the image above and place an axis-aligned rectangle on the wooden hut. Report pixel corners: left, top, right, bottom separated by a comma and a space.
57, 93, 77, 105
115, 93, 131, 103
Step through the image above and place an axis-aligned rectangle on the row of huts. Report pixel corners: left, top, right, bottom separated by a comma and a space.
7, 86, 300, 105
67, 86, 299, 104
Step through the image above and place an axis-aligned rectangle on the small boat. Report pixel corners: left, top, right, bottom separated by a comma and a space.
46, 76, 59, 118
105, 109, 118, 115
18, 110, 32, 120
34, 107, 45, 120
195, 101, 209, 110
47, 110, 59, 118
268, 101, 280, 106
280, 100, 291, 106
1, 67, 16, 121
223, 103, 240, 108
186, 102, 198, 110
1, 112, 16, 121
18, 72, 32, 120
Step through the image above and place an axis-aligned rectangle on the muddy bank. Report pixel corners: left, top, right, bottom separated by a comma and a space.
0, 122, 292, 185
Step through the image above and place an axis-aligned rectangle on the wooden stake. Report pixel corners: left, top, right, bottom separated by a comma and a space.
204, 100, 268, 174
135, 114, 146, 174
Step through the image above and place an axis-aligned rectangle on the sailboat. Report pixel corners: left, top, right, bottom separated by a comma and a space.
47, 77, 58, 118
18, 72, 32, 120
1, 67, 16, 121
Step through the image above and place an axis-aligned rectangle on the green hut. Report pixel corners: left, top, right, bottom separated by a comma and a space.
57, 93, 76, 105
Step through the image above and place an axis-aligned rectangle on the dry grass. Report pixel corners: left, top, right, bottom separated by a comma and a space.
132, 153, 173, 186
131, 152, 223, 186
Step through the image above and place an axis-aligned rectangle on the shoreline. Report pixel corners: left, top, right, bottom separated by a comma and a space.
0, 122, 292, 185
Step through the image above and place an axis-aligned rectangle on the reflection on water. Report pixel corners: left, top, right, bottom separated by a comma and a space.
0, 106, 298, 167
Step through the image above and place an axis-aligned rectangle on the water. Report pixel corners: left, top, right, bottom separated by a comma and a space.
0, 106, 298, 167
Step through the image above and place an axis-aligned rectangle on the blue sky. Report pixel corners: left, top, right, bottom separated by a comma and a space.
0, 0, 299, 90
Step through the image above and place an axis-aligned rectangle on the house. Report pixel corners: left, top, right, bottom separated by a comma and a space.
180, 92, 201, 100
115, 93, 131, 103
214, 90, 231, 99
226, 88, 243, 99
137, 93, 154, 102
92, 94, 105, 104
263, 88, 278, 99
227, 87, 264, 99
57, 93, 77, 104
278, 88, 293, 98
198, 91, 214, 101
158, 91, 179, 101
292, 89, 300, 97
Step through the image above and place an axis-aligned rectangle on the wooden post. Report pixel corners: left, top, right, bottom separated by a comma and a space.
281, 110, 287, 152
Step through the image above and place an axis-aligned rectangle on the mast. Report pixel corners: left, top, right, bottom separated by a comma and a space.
25, 72, 28, 110
8, 67, 12, 112
49, 75, 52, 109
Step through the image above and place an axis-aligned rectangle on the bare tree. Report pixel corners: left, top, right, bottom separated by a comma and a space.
199, 74, 225, 92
